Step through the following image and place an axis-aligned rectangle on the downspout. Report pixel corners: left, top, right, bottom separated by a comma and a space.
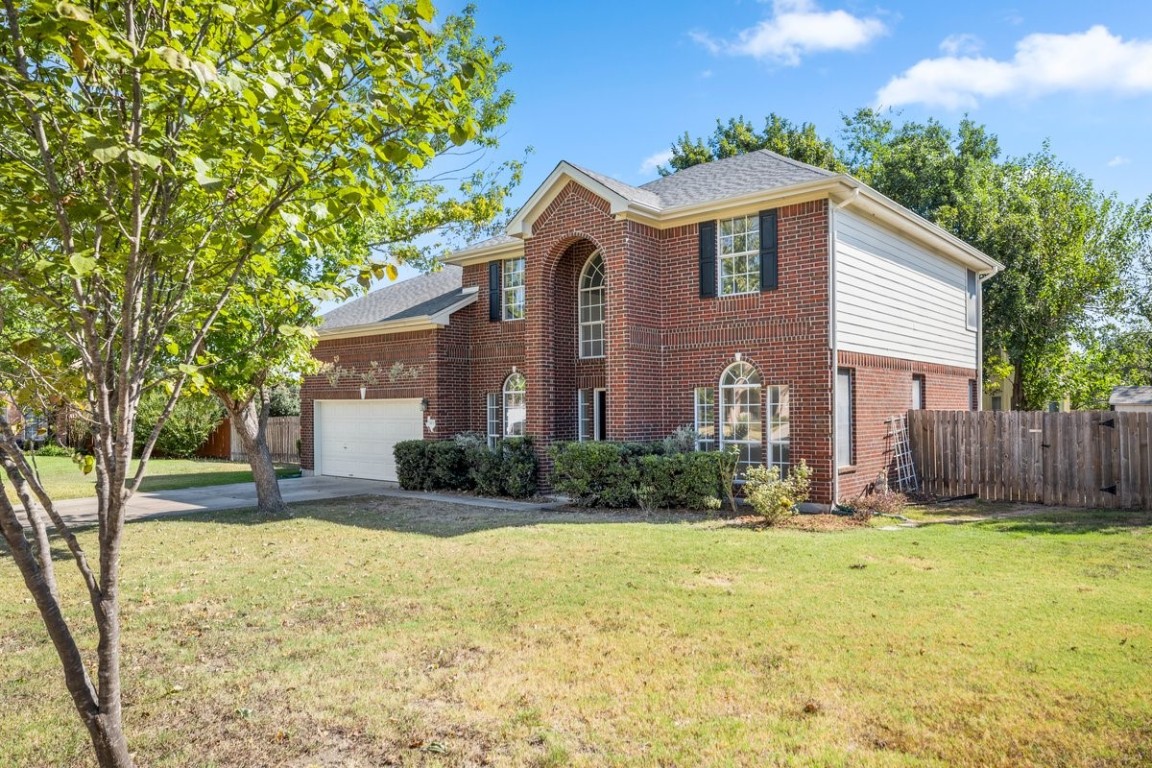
977, 272, 992, 411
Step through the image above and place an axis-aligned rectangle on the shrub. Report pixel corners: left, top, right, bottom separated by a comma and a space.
743, 460, 812, 525
550, 442, 639, 508
426, 441, 469, 491
846, 491, 907, 522
392, 436, 539, 498
662, 424, 698, 455
31, 442, 76, 458
499, 437, 538, 499
267, 383, 301, 417
393, 440, 431, 490
133, 391, 224, 459
551, 442, 723, 510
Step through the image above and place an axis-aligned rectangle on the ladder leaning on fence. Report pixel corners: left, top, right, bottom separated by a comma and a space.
886, 414, 919, 493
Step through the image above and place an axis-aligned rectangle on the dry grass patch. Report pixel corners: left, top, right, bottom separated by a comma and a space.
2, 497, 1151, 766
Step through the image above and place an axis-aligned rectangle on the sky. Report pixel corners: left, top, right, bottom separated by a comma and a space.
385, 0, 1152, 282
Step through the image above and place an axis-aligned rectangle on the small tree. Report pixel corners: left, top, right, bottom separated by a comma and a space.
0, 1, 509, 764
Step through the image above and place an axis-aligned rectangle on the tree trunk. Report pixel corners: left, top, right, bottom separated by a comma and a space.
227, 397, 287, 516
1011, 358, 1027, 411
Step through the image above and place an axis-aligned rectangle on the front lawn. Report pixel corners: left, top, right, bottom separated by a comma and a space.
2, 500, 1150, 766
6, 456, 300, 501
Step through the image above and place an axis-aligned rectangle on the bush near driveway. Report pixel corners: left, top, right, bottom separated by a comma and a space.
394, 436, 538, 498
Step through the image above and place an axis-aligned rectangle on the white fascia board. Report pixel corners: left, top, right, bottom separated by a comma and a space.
443, 238, 524, 266
505, 161, 658, 238
842, 180, 1004, 276
317, 289, 477, 340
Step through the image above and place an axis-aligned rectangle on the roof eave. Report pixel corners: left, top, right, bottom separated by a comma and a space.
317, 289, 477, 340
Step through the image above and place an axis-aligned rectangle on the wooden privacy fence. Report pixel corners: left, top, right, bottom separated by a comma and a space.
908, 410, 1152, 510
231, 416, 300, 463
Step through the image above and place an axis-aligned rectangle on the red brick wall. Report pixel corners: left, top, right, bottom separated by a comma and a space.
655, 201, 835, 502
300, 329, 439, 471
836, 350, 974, 500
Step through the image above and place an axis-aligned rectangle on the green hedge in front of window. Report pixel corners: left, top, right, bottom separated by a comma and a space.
550, 441, 725, 510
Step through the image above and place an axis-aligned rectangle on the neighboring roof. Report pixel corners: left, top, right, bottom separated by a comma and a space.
637, 150, 835, 209
319, 265, 474, 336
1109, 386, 1152, 406
445, 150, 1004, 276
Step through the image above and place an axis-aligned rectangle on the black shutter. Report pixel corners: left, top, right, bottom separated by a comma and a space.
488, 261, 501, 322
698, 220, 717, 298
759, 208, 778, 291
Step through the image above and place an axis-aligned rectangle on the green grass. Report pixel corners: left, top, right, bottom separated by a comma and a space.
2, 501, 1150, 767
7, 456, 300, 501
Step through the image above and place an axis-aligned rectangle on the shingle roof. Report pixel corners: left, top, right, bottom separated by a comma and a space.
1109, 385, 1152, 406
569, 163, 664, 210
319, 265, 465, 332
637, 149, 835, 209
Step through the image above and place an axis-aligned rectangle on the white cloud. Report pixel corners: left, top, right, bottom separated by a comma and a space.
939, 33, 981, 57
639, 150, 673, 175
877, 26, 1152, 109
693, 0, 888, 66
1107, 155, 1131, 167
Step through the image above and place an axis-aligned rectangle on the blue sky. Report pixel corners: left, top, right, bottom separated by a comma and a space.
386, 0, 1152, 282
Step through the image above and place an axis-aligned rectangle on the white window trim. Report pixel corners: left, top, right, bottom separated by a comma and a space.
766, 385, 789, 473
718, 361, 763, 472
965, 269, 978, 332
486, 392, 501, 449
694, 387, 716, 452
503, 257, 525, 321
717, 215, 760, 297
503, 372, 526, 437
578, 388, 607, 442
578, 251, 606, 359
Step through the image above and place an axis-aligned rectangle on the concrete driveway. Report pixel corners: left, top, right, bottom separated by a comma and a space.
51, 475, 397, 527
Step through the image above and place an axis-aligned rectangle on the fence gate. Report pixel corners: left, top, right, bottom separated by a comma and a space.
907, 410, 1151, 510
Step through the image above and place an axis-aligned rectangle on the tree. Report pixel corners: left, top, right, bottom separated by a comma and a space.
659, 114, 845, 176
0, 2, 510, 764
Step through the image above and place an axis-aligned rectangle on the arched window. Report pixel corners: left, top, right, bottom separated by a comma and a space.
719, 362, 762, 471
579, 252, 605, 359
503, 372, 526, 438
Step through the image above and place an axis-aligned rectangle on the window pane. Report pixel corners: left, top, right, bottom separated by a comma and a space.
837, 370, 853, 467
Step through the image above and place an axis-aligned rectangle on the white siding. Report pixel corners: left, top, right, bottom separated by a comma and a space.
833, 208, 977, 369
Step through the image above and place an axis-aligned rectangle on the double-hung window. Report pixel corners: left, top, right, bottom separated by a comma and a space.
694, 387, 716, 451
578, 388, 607, 441
718, 215, 760, 296
503, 257, 525, 320
486, 393, 502, 449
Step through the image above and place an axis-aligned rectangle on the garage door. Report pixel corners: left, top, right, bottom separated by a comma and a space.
315, 399, 424, 482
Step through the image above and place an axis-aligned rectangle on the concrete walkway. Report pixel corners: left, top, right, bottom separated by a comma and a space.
51, 475, 562, 527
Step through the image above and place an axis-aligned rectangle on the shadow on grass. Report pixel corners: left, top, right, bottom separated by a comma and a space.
972, 509, 1152, 536
138, 494, 729, 539
137, 465, 299, 494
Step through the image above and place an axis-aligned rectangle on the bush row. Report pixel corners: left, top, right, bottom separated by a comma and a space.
393, 434, 538, 499
550, 441, 731, 510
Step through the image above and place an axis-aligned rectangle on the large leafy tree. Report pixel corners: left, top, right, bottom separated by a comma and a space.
661, 109, 1151, 410
0, 2, 508, 765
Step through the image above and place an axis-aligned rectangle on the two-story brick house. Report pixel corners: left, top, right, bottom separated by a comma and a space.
301, 150, 1001, 505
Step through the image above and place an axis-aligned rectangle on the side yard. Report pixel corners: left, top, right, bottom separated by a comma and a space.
2, 499, 1150, 767
5, 456, 300, 501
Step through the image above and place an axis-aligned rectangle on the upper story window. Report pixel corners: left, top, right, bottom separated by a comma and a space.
718, 215, 760, 296
579, 252, 605, 358
503, 257, 525, 320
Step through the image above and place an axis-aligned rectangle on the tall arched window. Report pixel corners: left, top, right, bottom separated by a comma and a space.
719, 362, 762, 471
579, 252, 605, 359
503, 372, 526, 438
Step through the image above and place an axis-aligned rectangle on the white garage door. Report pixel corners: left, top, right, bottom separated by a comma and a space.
315, 399, 424, 482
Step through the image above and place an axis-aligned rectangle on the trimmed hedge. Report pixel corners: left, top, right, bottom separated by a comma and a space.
550, 441, 726, 509
393, 437, 538, 499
